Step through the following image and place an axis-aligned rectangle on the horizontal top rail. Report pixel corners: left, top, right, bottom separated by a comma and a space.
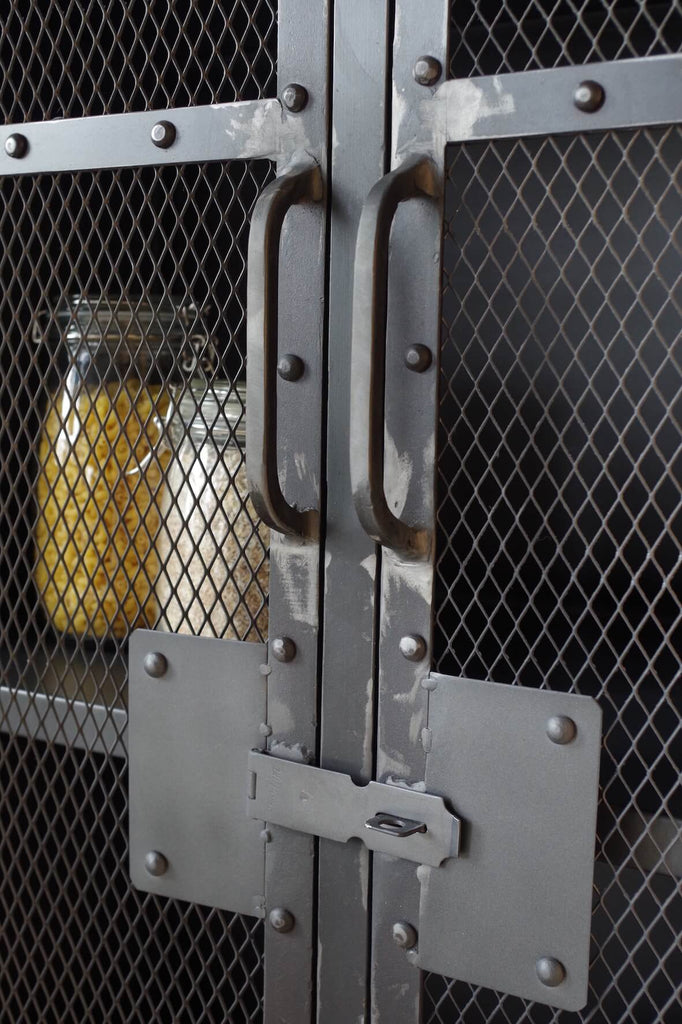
410, 55, 682, 157
0, 98, 315, 175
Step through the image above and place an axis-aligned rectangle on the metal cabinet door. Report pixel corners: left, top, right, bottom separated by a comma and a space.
0, 2, 329, 1022
343, 3, 682, 1022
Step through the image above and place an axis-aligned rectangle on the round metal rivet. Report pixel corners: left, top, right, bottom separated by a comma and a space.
259, 722, 273, 737
5, 133, 28, 159
536, 957, 566, 987
277, 354, 305, 382
144, 850, 168, 877
271, 636, 297, 663
546, 715, 577, 745
269, 907, 295, 933
392, 921, 418, 950
260, 829, 272, 844
143, 651, 168, 678
399, 634, 427, 662
151, 120, 177, 148
404, 345, 433, 373
573, 81, 604, 113
413, 56, 442, 87
281, 83, 308, 113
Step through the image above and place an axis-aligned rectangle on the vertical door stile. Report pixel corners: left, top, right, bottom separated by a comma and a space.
263, 2, 330, 1021
316, 1, 391, 1021
370, 2, 449, 1021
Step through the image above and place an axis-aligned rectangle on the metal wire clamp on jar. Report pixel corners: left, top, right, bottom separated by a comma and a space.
33, 295, 190, 640
155, 380, 270, 642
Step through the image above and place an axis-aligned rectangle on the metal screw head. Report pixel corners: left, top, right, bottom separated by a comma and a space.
271, 636, 297, 663
546, 715, 577, 745
281, 83, 308, 113
399, 634, 427, 662
392, 921, 418, 950
277, 354, 305, 382
536, 957, 566, 987
269, 907, 295, 933
5, 133, 28, 159
573, 80, 604, 113
144, 850, 168, 877
143, 651, 168, 678
151, 120, 177, 148
404, 345, 433, 373
413, 56, 442, 87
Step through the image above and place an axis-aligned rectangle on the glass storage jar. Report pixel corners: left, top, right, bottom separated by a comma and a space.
155, 381, 269, 641
33, 295, 187, 639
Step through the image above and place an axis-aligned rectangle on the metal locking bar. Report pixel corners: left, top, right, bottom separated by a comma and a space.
246, 750, 460, 867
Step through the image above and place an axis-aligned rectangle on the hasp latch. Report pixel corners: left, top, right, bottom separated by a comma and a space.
246, 750, 460, 866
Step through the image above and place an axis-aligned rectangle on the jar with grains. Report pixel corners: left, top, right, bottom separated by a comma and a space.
33, 295, 189, 639
155, 381, 269, 641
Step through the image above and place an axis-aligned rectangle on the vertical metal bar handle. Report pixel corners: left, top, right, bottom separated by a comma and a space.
350, 154, 439, 558
247, 161, 323, 538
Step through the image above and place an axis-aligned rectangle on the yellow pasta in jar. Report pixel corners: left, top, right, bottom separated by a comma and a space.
34, 382, 170, 638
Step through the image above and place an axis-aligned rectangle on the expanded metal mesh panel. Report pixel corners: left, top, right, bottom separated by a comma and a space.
0, 3, 276, 1020
449, 0, 681, 78
0, 734, 263, 1023
0, 160, 271, 1017
426, 127, 682, 1022
0, 0, 276, 121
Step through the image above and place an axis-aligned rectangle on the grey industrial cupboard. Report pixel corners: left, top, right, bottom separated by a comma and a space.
0, 2, 680, 1022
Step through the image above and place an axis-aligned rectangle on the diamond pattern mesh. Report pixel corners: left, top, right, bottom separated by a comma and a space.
0, 0, 276, 121
449, 0, 681, 78
1, 2, 275, 1019
425, 127, 682, 1022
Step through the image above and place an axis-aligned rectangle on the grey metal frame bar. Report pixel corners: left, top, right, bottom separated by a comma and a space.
0, 99, 288, 173
0, 687, 126, 759
316, 1, 392, 1021
262, 2, 330, 1020
420, 54, 682, 151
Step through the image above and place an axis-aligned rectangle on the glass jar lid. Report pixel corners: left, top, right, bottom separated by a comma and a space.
37, 294, 189, 345
171, 379, 246, 448
34, 294, 203, 385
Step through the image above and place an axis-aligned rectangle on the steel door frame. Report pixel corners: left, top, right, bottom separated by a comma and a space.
350, 1, 682, 1018
1, 2, 681, 1022
0, 2, 329, 1021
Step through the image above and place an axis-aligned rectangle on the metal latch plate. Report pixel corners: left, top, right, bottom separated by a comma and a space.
417, 675, 602, 1012
247, 751, 460, 866
129, 630, 267, 917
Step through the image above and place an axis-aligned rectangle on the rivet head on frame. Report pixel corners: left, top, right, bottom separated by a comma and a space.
536, 957, 566, 987
151, 120, 177, 148
281, 83, 308, 113
413, 56, 442, 87
392, 921, 418, 950
399, 634, 427, 662
271, 636, 297, 663
143, 651, 168, 678
546, 715, 577, 745
144, 850, 168, 877
269, 908, 295, 933
277, 354, 305, 382
5, 133, 28, 159
573, 80, 604, 113
404, 345, 432, 373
